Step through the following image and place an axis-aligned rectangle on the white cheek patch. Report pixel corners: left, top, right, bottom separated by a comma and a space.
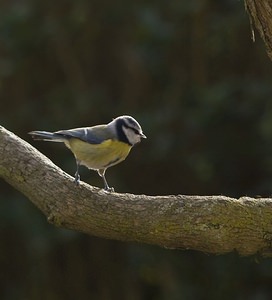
122, 126, 140, 145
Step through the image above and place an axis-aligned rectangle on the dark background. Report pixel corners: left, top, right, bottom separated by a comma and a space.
1, 0, 272, 299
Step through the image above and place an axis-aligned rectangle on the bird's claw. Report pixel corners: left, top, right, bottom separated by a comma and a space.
104, 187, 114, 193
74, 173, 80, 186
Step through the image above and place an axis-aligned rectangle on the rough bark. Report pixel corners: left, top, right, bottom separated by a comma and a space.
244, 0, 272, 60
1, 125, 272, 257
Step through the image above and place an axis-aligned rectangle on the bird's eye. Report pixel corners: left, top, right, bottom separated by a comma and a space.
128, 126, 139, 135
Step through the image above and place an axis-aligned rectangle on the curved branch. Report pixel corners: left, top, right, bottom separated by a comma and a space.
244, 0, 272, 60
1, 125, 272, 257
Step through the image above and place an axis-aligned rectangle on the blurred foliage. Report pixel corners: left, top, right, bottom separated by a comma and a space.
1, 0, 272, 299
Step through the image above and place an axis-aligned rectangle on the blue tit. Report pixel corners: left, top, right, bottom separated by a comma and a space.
29, 115, 146, 191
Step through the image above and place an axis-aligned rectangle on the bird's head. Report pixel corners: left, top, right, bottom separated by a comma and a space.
108, 115, 146, 146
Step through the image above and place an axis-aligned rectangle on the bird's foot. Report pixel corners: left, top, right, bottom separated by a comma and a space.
74, 173, 80, 186
104, 186, 115, 193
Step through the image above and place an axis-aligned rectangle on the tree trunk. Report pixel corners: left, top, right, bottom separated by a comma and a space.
1, 125, 272, 257
244, 0, 272, 60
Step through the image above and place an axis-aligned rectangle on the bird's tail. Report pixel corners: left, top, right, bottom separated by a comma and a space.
28, 131, 66, 142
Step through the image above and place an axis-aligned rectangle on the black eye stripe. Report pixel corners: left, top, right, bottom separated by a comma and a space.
131, 127, 139, 135
123, 124, 140, 135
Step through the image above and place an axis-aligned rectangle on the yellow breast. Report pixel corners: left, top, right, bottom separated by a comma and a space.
66, 138, 132, 170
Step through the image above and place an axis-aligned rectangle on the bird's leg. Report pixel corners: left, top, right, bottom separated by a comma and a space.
74, 159, 81, 185
98, 169, 114, 192
102, 174, 114, 192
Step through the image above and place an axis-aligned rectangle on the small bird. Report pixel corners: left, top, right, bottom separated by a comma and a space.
29, 115, 146, 191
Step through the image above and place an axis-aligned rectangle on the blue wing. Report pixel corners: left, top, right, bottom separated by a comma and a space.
55, 125, 113, 145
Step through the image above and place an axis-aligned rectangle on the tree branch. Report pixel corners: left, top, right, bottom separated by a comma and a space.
244, 0, 272, 61
1, 125, 272, 257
